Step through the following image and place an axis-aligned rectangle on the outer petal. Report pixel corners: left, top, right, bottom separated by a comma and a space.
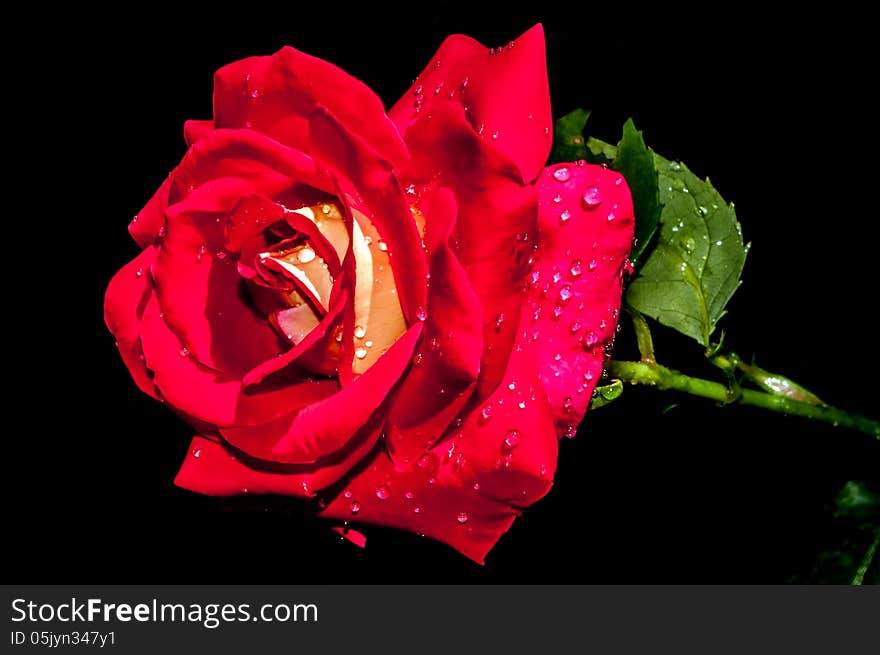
405, 101, 536, 399
139, 294, 335, 428
175, 424, 382, 497
390, 24, 551, 182
386, 188, 482, 465
128, 175, 172, 248
532, 163, 634, 432
212, 46, 411, 175
184, 119, 214, 146
321, 302, 557, 564
104, 246, 159, 398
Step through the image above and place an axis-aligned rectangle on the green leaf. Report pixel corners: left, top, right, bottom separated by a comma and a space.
586, 136, 617, 164
612, 120, 661, 265
549, 109, 590, 163
589, 379, 624, 409
624, 155, 748, 348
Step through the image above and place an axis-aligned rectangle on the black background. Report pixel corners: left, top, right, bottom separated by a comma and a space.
11, 4, 879, 582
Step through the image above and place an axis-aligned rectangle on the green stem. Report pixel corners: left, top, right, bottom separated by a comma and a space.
607, 360, 880, 439
852, 531, 879, 585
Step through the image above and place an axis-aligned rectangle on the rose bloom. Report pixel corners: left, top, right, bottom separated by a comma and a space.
104, 25, 633, 562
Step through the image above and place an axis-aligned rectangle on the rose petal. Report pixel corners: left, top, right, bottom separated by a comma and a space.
139, 294, 335, 427
321, 309, 557, 564
221, 323, 422, 464
309, 108, 427, 326
104, 246, 159, 398
532, 163, 634, 432
175, 427, 382, 497
386, 188, 483, 465
184, 119, 214, 147
405, 101, 537, 399
212, 46, 412, 175
129, 175, 172, 248
390, 24, 551, 183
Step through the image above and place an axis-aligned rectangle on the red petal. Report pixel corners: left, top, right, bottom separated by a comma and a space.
532, 163, 634, 432
184, 119, 214, 146
175, 431, 380, 498
330, 526, 367, 548
139, 294, 332, 428
405, 101, 537, 399
220, 323, 422, 464
386, 188, 482, 464
308, 108, 428, 325
129, 174, 172, 248
321, 316, 557, 564
390, 24, 551, 183
104, 246, 159, 398
212, 46, 411, 174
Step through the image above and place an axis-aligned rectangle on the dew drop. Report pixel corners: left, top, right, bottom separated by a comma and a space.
416, 453, 432, 469
404, 491, 415, 500
355, 347, 368, 359
553, 194, 562, 204
517, 400, 527, 410
563, 397, 575, 414
456, 512, 469, 524
582, 331, 598, 348
135, 268, 143, 279
354, 325, 367, 339
413, 506, 422, 514
480, 405, 494, 422
412, 352, 424, 366
569, 259, 583, 278
375, 484, 391, 501
349, 501, 361, 514
581, 187, 602, 208
377, 240, 388, 252
416, 305, 428, 322
343, 489, 353, 499
179, 346, 190, 357
559, 209, 572, 223
589, 259, 598, 271
503, 430, 520, 450
494, 312, 505, 332
191, 447, 201, 458
553, 167, 571, 182
558, 285, 573, 303
157, 225, 166, 238
297, 247, 316, 264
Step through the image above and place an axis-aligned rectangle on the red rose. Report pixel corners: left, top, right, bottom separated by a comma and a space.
104, 25, 633, 562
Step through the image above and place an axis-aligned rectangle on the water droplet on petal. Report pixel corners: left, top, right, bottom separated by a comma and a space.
553, 167, 571, 182
416, 453, 432, 469
179, 346, 190, 357
354, 325, 367, 339
494, 312, 505, 332
412, 352, 424, 366
558, 285, 573, 303
349, 501, 361, 514
552, 194, 562, 204
377, 240, 389, 252
503, 430, 520, 450
581, 187, 603, 207
375, 485, 391, 501
589, 259, 598, 271
355, 347, 368, 359
517, 400, 527, 410
191, 447, 201, 458
416, 305, 428, 321
135, 268, 143, 279
457, 512, 469, 524
343, 489, 353, 499
480, 405, 494, 422
563, 397, 575, 414
569, 260, 583, 278
297, 247, 316, 263
559, 209, 572, 223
